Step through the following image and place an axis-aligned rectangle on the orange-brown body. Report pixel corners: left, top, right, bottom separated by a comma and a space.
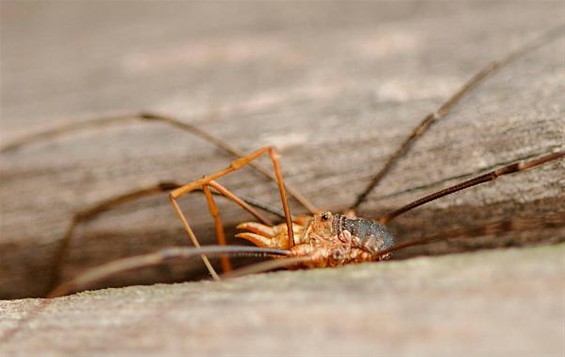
236, 211, 394, 268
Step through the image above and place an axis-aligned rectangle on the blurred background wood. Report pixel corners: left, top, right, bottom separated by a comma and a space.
1, 1, 564, 299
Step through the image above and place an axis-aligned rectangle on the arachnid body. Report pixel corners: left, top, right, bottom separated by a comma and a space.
237, 211, 395, 268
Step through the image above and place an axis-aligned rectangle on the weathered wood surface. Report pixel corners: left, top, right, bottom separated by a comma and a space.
1, 0, 564, 304
1, 245, 564, 356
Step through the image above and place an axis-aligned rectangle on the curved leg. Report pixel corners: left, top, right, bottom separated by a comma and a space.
350, 26, 565, 210
1, 111, 317, 213
48, 182, 180, 291
48, 179, 284, 291
48, 245, 291, 298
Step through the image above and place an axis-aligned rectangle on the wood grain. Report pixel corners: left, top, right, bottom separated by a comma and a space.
1, 244, 564, 355
1, 2, 564, 300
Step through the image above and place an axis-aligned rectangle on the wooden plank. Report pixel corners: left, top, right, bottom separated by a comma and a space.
0, 2, 564, 299
1, 245, 563, 355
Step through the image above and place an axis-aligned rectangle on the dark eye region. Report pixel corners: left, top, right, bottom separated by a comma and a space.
321, 212, 330, 221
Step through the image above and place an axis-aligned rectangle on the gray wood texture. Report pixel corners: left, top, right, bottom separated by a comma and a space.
1, 244, 564, 356
1, 1, 564, 304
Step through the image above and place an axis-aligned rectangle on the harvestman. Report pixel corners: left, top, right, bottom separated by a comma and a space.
1, 26, 564, 298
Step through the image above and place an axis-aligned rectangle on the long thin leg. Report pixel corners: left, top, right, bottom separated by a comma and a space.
0, 245, 282, 344
204, 179, 302, 272
350, 25, 565, 210
222, 257, 313, 279
169, 146, 294, 247
378, 150, 564, 224
375, 212, 565, 259
48, 245, 291, 298
0, 111, 317, 214
202, 179, 301, 273
44, 211, 565, 295
206, 180, 274, 226
202, 183, 232, 272
47, 180, 285, 292
47, 182, 180, 291
168, 146, 295, 277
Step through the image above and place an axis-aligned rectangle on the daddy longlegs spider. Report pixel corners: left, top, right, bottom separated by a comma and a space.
1, 26, 564, 299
